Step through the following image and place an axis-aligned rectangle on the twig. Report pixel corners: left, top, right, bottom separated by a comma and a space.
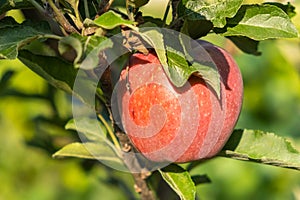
126, 0, 134, 21
98, 0, 115, 15
99, 68, 156, 200
167, 0, 184, 31
46, 0, 79, 34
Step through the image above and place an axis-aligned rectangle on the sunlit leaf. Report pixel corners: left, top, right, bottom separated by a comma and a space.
53, 142, 126, 170
179, 0, 243, 28
214, 4, 299, 40
94, 10, 137, 30
220, 129, 300, 170
65, 117, 107, 141
159, 164, 196, 200
264, 2, 296, 18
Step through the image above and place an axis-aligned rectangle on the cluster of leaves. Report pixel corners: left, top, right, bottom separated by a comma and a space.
0, 0, 299, 199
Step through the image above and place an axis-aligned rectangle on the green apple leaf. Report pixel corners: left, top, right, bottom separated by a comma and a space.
220, 129, 300, 170
94, 10, 137, 30
264, 2, 296, 18
159, 164, 196, 200
166, 45, 220, 98
58, 34, 83, 64
140, 28, 220, 97
65, 117, 107, 141
0, 17, 60, 59
214, 4, 299, 40
58, 33, 109, 66
0, 0, 33, 15
139, 27, 169, 75
52, 142, 126, 170
179, 0, 243, 28
227, 36, 261, 56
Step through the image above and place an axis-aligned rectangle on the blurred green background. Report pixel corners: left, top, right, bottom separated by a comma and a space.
1, 0, 300, 199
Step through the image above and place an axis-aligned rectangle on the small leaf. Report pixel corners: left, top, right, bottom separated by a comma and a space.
179, 0, 243, 28
0, 17, 58, 59
58, 34, 83, 64
77, 37, 113, 70
53, 142, 126, 170
159, 164, 196, 200
220, 129, 300, 170
214, 4, 299, 40
94, 10, 137, 30
227, 36, 261, 56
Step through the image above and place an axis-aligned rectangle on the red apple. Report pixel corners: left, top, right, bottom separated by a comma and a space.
116, 40, 243, 163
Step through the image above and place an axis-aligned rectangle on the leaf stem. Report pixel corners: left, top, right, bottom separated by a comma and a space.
43, 34, 63, 40
83, 0, 90, 19
27, 0, 46, 14
97, 114, 121, 150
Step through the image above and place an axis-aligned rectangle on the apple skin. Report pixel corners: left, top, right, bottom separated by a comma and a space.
116, 40, 243, 163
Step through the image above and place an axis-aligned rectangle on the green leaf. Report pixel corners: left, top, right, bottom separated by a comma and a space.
227, 36, 261, 56
58, 33, 109, 65
65, 117, 107, 141
58, 34, 83, 64
140, 28, 220, 97
53, 142, 126, 170
0, 17, 59, 59
178, 35, 220, 98
159, 164, 196, 200
220, 129, 300, 170
264, 2, 296, 18
18, 50, 77, 94
140, 27, 169, 75
0, 0, 33, 15
179, 0, 243, 28
214, 4, 299, 40
94, 10, 137, 30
